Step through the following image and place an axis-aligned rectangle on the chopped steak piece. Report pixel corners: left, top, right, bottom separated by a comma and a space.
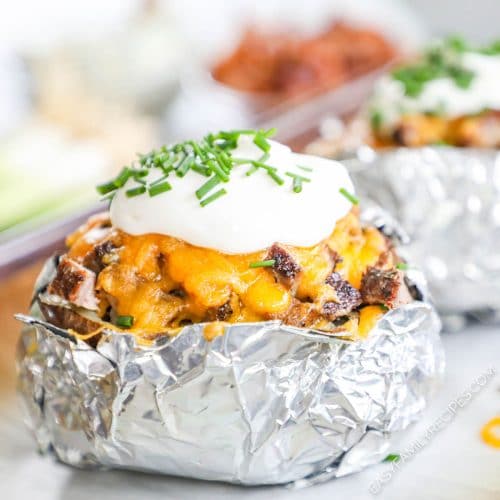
48, 257, 98, 310
281, 301, 322, 328
215, 301, 233, 321
39, 301, 101, 335
323, 272, 362, 319
360, 267, 412, 308
266, 244, 301, 281
82, 240, 117, 274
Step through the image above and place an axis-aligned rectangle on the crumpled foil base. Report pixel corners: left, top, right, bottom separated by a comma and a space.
348, 147, 500, 325
17, 306, 443, 485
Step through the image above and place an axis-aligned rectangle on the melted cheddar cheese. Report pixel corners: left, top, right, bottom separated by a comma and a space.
64, 209, 392, 340
372, 110, 500, 148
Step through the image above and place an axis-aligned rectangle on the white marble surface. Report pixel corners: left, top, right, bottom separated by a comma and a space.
1, 325, 499, 500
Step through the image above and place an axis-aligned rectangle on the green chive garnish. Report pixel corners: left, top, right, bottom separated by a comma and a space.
116, 315, 134, 328
126, 185, 147, 197
285, 172, 311, 182
249, 259, 276, 268
339, 188, 359, 205
96, 129, 313, 207
114, 167, 132, 187
297, 165, 313, 172
191, 163, 211, 177
253, 132, 271, 153
396, 262, 410, 271
176, 154, 193, 177
148, 181, 172, 197
245, 164, 259, 176
196, 176, 221, 200
384, 454, 401, 463
200, 188, 227, 207
207, 159, 229, 182
96, 180, 118, 195
266, 169, 284, 185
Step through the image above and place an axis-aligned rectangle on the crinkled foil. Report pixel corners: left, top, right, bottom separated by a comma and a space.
347, 147, 500, 324
16, 216, 444, 486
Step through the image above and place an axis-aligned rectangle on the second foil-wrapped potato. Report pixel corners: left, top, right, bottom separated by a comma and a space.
17, 130, 443, 485
308, 37, 500, 157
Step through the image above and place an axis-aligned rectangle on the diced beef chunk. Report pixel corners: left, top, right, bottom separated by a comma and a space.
39, 301, 101, 335
323, 272, 362, 318
266, 244, 301, 281
82, 240, 117, 274
206, 300, 233, 322
215, 301, 233, 321
48, 257, 98, 310
360, 267, 412, 308
282, 301, 321, 328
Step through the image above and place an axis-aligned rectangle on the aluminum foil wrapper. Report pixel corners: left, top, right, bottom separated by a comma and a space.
347, 147, 500, 324
16, 217, 444, 487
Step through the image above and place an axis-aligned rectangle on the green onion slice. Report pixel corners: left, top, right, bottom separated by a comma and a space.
339, 188, 359, 205
249, 259, 276, 268
116, 315, 134, 328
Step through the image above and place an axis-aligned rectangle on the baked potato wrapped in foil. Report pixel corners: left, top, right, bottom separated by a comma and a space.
16, 130, 443, 486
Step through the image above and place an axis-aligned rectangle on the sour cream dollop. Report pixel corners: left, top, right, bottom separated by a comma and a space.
110, 135, 355, 254
370, 52, 500, 129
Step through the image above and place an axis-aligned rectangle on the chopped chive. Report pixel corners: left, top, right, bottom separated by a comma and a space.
196, 176, 221, 200
252, 161, 275, 171
190, 141, 207, 160
297, 165, 313, 172
96, 180, 118, 195
148, 181, 172, 197
293, 177, 303, 193
126, 185, 147, 197
100, 192, 116, 203
191, 163, 211, 177
253, 132, 271, 153
116, 315, 134, 328
339, 187, 359, 205
232, 158, 254, 165
285, 172, 311, 182
259, 152, 270, 163
176, 155, 193, 177
249, 259, 276, 268
160, 155, 176, 171
264, 127, 277, 138
132, 168, 148, 178
114, 167, 132, 187
266, 169, 285, 185
200, 188, 227, 207
245, 164, 259, 176
396, 262, 410, 271
219, 150, 234, 171
384, 454, 401, 463
207, 159, 229, 182
215, 153, 231, 174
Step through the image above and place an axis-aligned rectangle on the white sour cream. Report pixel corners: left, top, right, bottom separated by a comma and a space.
370, 52, 500, 129
110, 135, 355, 254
